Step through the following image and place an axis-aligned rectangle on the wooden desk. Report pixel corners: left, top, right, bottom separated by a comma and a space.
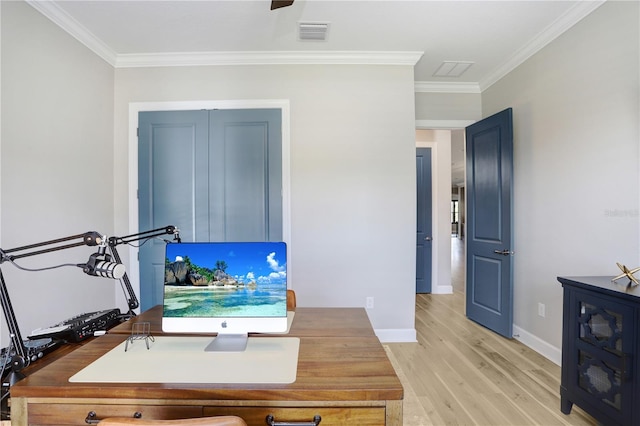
10, 308, 402, 425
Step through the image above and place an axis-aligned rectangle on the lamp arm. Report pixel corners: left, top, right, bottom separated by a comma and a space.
106, 225, 179, 317
0, 268, 28, 387
107, 245, 139, 315
0, 231, 103, 388
108, 226, 179, 247
0, 232, 103, 263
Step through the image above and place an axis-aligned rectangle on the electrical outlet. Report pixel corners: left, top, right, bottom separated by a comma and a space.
538, 302, 545, 318
366, 297, 374, 309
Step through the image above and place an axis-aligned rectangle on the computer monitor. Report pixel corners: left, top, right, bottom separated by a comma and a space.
162, 241, 288, 351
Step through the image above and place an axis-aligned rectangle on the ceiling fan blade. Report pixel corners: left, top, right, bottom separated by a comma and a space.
271, 0, 294, 10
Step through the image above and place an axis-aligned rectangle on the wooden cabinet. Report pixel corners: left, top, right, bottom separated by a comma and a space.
558, 276, 640, 426
18, 401, 389, 426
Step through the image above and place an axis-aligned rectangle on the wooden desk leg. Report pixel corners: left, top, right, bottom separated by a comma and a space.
386, 400, 403, 426
10, 396, 27, 426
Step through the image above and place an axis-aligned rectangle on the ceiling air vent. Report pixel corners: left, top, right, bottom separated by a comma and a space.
433, 61, 474, 77
298, 22, 330, 41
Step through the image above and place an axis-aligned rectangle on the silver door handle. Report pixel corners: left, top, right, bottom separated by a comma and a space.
494, 249, 513, 256
425, 236, 432, 241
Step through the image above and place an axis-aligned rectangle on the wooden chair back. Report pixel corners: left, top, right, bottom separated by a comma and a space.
287, 289, 296, 311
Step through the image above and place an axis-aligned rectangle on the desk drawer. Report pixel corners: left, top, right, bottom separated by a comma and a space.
27, 404, 202, 425
204, 406, 386, 425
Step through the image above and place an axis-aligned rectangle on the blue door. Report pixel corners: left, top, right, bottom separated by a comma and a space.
465, 108, 514, 338
208, 109, 283, 241
138, 110, 209, 311
416, 148, 432, 293
138, 109, 282, 311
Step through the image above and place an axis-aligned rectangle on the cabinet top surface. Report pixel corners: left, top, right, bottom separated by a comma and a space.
558, 275, 640, 300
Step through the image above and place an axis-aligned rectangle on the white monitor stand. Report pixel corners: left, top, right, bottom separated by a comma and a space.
204, 333, 249, 352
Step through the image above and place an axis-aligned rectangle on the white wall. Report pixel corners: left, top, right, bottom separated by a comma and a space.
0, 1, 115, 345
113, 65, 418, 340
415, 92, 481, 121
482, 0, 640, 363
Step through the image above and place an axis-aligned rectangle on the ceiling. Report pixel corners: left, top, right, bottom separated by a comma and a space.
29, 0, 605, 91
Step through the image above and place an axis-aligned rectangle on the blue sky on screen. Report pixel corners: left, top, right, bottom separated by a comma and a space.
165, 242, 287, 285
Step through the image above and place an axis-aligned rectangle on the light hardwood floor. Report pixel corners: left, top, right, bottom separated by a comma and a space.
385, 237, 597, 426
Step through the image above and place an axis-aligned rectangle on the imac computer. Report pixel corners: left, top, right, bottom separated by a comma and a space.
162, 241, 288, 351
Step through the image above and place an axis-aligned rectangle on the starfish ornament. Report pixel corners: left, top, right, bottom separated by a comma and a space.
612, 262, 640, 286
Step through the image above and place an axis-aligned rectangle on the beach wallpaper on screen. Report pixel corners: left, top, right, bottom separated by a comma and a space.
163, 242, 287, 317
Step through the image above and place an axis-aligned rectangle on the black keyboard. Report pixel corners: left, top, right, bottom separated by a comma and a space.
28, 308, 122, 342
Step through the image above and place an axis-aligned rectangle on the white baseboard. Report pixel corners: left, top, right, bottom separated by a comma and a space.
374, 328, 417, 343
513, 325, 562, 366
374, 326, 561, 364
432, 285, 453, 294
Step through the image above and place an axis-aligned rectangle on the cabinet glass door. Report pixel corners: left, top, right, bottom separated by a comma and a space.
571, 291, 633, 422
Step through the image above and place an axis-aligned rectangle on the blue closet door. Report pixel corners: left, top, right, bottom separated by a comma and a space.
138, 109, 282, 311
209, 109, 283, 242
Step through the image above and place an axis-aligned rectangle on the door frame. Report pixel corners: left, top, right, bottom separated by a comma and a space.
127, 100, 291, 310
415, 120, 474, 295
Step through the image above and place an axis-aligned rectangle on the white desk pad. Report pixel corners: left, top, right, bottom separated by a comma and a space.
70, 336, 300, 384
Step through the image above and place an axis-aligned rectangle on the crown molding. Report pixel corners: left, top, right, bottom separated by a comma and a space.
479, 0, 606, 91
26, 0, 118, 66
414, 81, 481, 94
114, 51, 423, 68
415, 120, 475, 130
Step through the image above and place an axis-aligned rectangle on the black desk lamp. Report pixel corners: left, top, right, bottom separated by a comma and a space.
0, 225, 180, 387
